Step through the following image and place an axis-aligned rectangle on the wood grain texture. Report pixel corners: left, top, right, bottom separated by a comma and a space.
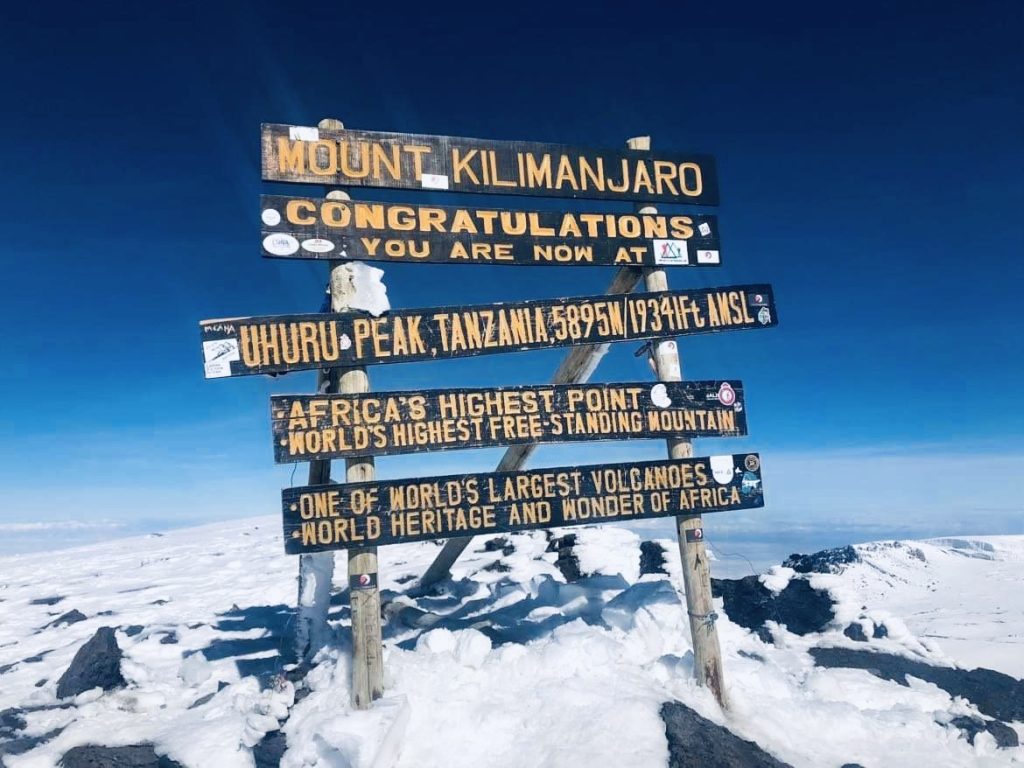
259, 195, 722, 267
340, 364, 384, 709
634, 131, 728, 709
199, 284, 777, 377
271, 380, 748, 463
416, 266, 641, 589
281, 454, 764, 553
261, 123, 719, 204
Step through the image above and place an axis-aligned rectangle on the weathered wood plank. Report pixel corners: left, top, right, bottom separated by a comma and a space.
260, 195, 721, 267
261, 124, 718, 204
199, 284, 777, 377
271, 380, 747, 462
414, 265, 643, 590
281, 454, 764, 554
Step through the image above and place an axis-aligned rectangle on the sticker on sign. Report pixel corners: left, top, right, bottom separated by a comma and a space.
421, 173, 449, 190
652, 239, 689, 265
696, 249, 720, 264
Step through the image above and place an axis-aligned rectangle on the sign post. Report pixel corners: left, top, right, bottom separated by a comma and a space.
415, 265, 643, 590
294, 119, 383, 709
630, 135, 727, 707
282, 454, 764, 552
202, 118, 776, 718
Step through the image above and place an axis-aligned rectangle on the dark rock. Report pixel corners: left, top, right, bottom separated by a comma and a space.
252, 730, 287, 768
661, 701, 792, 767
150, 599, 170, 606
56, 627, 126, 699
948, 716, 1019, 748
0, 707, 27, 734
23, 652, 51, 663
545, 533, 575, 553
482, 560, 512, 573
483, 536, 515, 556
640, 540, 669, 576
872, 623, 888, 639
840, 764, 866, 768
30, 596, 65, 606
59, 744, 185, 767
783, 546, 859, 574
712, 576, 834, 636
809, 648, 1024, 722
737, 650, 764, 662
159, 632, 178, 645
122, 626, 144, 637
1, 727, 64, 758
0, 662, 15, 674
47, 610, 88, 628
547, 534, 584, 582
843, 623, 868, 642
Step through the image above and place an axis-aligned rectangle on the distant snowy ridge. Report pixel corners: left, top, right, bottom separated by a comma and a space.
0, 519, 1021, 767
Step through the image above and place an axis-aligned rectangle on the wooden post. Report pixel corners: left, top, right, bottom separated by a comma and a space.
340, 364, 384, 709
416, 266, 643, 589
292, 119, 383, 709
629, 135, 727, 708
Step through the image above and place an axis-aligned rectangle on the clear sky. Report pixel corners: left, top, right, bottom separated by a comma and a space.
0, 1, 1021, 557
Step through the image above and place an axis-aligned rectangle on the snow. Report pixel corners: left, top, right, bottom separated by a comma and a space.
0, 520, 1021, 767
834, 536, 1024, 677
348, 262, 390, 317
760, 565, 796, 594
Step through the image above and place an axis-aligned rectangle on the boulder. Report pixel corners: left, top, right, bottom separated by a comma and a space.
712, 576, 834, 636
661, 701, 792, 767
639, 540, 669, 576
783, 546, 859, 574
60, 744, 184, 767
56, 627, 126, 699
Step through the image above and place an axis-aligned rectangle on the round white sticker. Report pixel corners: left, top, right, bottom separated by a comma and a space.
302, 238, 335, 254
709, 455, 735, 485
263, 234, 299, 256
261, 208, 281, 226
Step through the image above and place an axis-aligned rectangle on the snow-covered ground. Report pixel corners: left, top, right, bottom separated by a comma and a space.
0, 519, 1021, 767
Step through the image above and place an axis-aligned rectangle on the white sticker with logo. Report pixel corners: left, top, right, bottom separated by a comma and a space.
650, 383, 672, 408
696, 249, 720, 264
709, 455, 736, 485
301, 238, 335, 254
263, 234, 300, 256
288, 126, 319, 141
421, 173, 449, 190
202, 338, 239, 364
202, 339, 239, 379
698, 222, 712, 237
652, 239, 689, 265
261, 208, 281, 226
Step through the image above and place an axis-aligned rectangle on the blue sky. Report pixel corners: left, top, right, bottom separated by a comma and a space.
0, 1, 1021, 557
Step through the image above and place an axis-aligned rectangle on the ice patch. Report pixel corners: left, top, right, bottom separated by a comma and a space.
759, 566, 795, 594
348, 262, 390, 317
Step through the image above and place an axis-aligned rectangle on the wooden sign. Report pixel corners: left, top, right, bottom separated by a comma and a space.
260, 195, 722, 267
282, 453, 764, 553
261, 124, 719, 205
272, 380, 747, 462
200, 284, 777, 378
